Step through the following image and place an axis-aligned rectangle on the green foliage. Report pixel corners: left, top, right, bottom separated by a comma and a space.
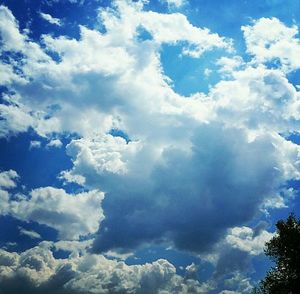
255, 213, 300, 294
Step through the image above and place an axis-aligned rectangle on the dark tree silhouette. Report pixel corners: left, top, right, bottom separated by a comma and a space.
254, 213, 300, 294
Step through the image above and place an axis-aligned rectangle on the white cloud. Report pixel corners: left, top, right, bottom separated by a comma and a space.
29, 140, 42, 149
52, 239, 93, 256
0, 5, 25, 51
19, 227, 42, 240
0, 98, 61, 138
0, 62, 25, 85
225, 226, 274, 256
1, 2, 300, 279
161, 0, 186, 8
209, 66, 300, 133
216, 56, 244, 77
222, 273, 253, 294
40, 12, 62, 26
0, 103, 35, 138
46, 139, 63, 148
0, 170, 19, 189
204, 68, 212, 78
138, 10, 232, 57
242, 17, 300, 72
0, 181, 104, 240
262, 187, 295, 210
0, 5, 50, 63
62, 134, 141, 185
0, 1, 231, 139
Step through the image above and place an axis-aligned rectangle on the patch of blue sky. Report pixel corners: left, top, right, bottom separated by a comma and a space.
0, 215, 58, 252
287, 132, 300, 145
160, 43, 230, 95
186, 0, 300, 35
109, 128, 131, 143
0, 130, 81, 193
287, 68, 300, 88
1, 0, 109, 41
182, 0, 300, 68
143, 0, 170, 14
136, 26, 153, 42
251, 255, 273, 281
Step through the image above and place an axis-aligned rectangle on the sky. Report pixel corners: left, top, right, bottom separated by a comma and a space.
0, 0, 300, 293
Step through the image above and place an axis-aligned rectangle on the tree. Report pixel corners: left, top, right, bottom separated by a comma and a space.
255, 213, 300, 294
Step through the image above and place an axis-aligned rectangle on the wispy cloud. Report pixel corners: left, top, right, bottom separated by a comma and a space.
40, 12, 62, 26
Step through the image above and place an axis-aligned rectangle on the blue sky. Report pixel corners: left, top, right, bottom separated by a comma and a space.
0, 0, 300, 293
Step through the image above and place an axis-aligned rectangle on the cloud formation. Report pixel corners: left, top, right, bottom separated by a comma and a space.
0, 173, 104, 240
0, 243, 207, 294
1, 1, 300, 291
242, 17, 300, 72
1, 1, 300, 253
91, 124, 291, 253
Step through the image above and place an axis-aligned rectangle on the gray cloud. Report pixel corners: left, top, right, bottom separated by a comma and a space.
92, 124, 283, 253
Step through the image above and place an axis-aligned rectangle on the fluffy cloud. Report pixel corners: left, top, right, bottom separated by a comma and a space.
0, 170, 19, 189
242, 17, 300, 72
209, 66, 300, 132
1, 1, 300, 288
46, 139, 63, 148
225, 226, 274, 256
0, 0, 231, 138
62, 134, 141, 185
0, 5, 25, 51
0, 0, 295, 255
137, 10, 231, 57
0, 103, 35, 138
0, 243, 207, 294
0, 174, 104, 240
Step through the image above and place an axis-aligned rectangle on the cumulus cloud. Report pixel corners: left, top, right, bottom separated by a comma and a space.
0, 0, 294, 255
0, 243, 207, 294
1, 2, 300, 288
225, 226, 274, 256
216, 56, 244, 77
0, 176, 104, 240
90, 123, 292, 253
242, 17, 300, 72
62, 134, 141, 185
0, 0, 231, 137
209, 66, 300, 133
0, 5, 25, 51
0, 103, 35, 138
0, 170, 19, 189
